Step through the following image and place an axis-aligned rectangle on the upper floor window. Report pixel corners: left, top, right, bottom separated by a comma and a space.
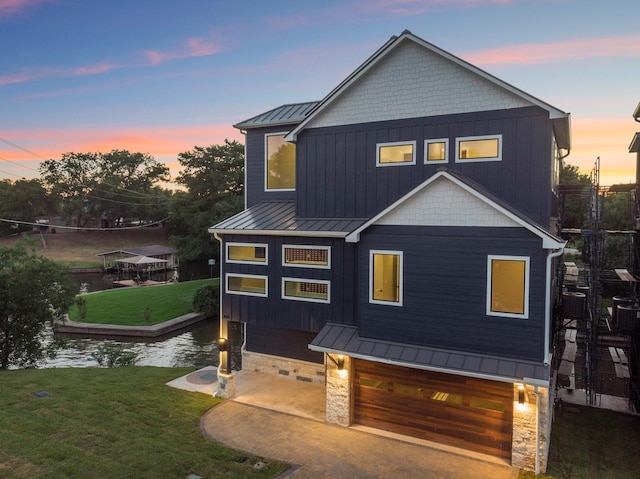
486, 255, 529, 319
226, 242, 268, 264
376, 141, 416, 167
282, 245, 330, 269
226, 273, 268, 298
425, 138, 449, 164
282, 277, 330, 303
369, 250, 403, 306
456, 135, 502, 163
265, 133, 296, 191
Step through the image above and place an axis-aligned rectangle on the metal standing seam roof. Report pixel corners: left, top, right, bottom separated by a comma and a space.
233, 102, 319, 130
208, 201, 368, 237
96, 245, 176, 257
310, 323, 550, 385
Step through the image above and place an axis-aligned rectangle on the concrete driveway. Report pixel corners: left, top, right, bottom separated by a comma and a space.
198, 371, 520, 479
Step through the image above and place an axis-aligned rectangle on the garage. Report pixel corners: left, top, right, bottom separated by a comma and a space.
353, 359, 514, 460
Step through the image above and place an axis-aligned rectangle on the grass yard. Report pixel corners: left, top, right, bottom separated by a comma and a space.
68, 279, 218, 325
0, 367, 288, 479
519, 403, 640, 479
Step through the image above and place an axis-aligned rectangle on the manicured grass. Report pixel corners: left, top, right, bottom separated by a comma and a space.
0, 367, 288, 479
519, 403, 640, 479
68, 279, 218, 325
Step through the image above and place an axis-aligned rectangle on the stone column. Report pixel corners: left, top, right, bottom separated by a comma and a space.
215, 371, 236, 398
325, 355, 350, 426
511, 384, 550, 473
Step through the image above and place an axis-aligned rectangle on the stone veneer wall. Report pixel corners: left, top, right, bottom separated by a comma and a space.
325, 355, 351, 426
242, 350, 326, 385
512, 384, 550, 473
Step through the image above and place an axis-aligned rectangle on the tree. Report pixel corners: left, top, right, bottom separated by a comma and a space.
559, 162, 592, 229
0, 179, 54, 236
168, 140, 244, 261
39, 150, 170, 227
0, 241, 76, 369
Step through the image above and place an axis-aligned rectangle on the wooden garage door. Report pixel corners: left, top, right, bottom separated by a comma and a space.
354, 360, 513, 460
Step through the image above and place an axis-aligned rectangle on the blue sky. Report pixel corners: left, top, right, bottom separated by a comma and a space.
1, 0, 639, 185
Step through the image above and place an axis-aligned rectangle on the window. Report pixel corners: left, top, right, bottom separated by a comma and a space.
376, 141, 416, 166
282, 245, 330, 268
282, 278, 330, 303
369, 250, 403, 306
487, 255, 529, 318
226, 242, 267, 264
265, 133, 296, 190
456, 135, 502, 163
226, 273, 268, 297
424, 138, 449, 164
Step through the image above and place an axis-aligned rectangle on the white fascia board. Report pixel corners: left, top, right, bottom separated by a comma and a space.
208, 227, 348, 238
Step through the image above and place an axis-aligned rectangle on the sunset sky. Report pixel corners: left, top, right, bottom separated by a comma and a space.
1, 0, 639, 186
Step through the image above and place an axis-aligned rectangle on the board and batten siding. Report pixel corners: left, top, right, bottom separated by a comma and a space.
358, 225, 548, 362
220, 234, 356, 332
295, 106, 554, 226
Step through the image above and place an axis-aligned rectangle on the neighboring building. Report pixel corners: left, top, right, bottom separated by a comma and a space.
209, 30, 570, 473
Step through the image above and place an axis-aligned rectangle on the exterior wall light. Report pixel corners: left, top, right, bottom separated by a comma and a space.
518, 384, 526, 404
217, 337, 228, 352
327, 353, 347, 377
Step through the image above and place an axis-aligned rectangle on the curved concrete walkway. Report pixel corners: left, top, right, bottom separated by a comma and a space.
201, 401, 520, 479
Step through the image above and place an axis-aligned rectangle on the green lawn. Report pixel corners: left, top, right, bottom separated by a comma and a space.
519, 403, 640, 479
0, 367, 288, 479
68, 279, 218, 326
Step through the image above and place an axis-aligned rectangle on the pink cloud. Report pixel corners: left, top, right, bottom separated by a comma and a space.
464, 35, 640, 66
0, 0, 52, 17
72, 62, 117, 76
143, 36, 222, 66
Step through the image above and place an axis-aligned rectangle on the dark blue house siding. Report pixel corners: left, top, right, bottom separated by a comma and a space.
245, 125, 298, 207
295, 106, 554, 226
358, 225, 548, 362
220, 234, 357, 332
246, 324, 324, 363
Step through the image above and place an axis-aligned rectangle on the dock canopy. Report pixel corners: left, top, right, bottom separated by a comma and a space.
116, 255, 168, 265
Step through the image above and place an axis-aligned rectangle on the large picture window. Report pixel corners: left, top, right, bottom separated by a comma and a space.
226, 273, 268, 297
376, 141, 416, 167
456, 135, 502, 163
282, 278, 330, 303
369, 250, 403, 306
265, 133, 296, 190
226, 242, 267, 264
487, 255, 529, 318
282, 245, 330, 268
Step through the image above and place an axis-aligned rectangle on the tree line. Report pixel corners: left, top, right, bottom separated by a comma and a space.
0, 140, 244, 262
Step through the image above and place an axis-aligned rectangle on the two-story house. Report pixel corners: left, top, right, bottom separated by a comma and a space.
209, 30, 570, 473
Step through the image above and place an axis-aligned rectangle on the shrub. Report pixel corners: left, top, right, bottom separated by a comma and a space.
192, 284, 220, 318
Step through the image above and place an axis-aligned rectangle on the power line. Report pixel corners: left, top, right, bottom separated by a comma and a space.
0, 216, 170, 232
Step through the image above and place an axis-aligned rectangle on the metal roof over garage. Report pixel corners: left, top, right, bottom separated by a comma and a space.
310, 323, 550, 386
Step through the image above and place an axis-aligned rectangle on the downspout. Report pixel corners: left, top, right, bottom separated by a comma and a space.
534, 385, 541, 475
545, 245, 566, 365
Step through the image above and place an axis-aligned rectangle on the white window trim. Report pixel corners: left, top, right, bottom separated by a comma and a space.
486, 255, 530, 319
282, 244, 331, 269
455, 134, 502, 163
226, 242, 268, 265
225, 273, 268, 298
369, 249, 403, 307
281, 277, 331, 304
265, 131, 295, 192
376, 140, 417, 167
424, 138, 449, 164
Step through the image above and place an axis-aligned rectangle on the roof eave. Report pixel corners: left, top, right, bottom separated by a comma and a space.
208, 227, 350, 238
630, 132, 640, 153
